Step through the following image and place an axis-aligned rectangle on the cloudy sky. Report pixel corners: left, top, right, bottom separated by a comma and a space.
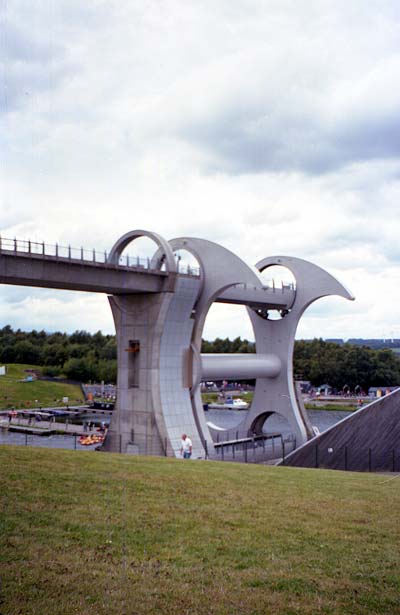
1, 0, 400, 341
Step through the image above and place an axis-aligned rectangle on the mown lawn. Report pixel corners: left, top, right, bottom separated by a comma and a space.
304, 403, 358, 412
1, 446, 399, 615
0, 364, 83, 409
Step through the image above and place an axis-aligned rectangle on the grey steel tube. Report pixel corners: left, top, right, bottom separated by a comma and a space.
201, 353, 281, 380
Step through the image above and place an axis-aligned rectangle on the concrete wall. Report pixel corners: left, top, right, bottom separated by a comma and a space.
282, 388, 400, 471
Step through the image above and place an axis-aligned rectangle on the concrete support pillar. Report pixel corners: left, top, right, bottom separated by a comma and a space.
101, 293, 172, 455
101, 276, 205, 457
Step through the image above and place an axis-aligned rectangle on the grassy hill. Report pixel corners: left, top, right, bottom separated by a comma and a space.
0, 364, 84, 410
1, 446, 399, 614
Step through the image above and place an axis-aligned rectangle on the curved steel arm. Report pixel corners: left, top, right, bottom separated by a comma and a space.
256, 255, 355, 312
108, 229, 177, 273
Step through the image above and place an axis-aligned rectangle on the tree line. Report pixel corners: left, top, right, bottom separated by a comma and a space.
1, 326, 399, 390
0, 326, 117, 383
293, 339, 400, 391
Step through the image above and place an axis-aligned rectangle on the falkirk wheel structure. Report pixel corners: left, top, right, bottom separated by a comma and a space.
100, 230, 354, 458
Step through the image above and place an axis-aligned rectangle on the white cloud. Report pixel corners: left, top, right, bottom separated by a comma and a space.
1, 0, 400, 341
0, 290, 112, 334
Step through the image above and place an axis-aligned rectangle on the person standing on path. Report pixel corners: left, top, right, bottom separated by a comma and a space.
180, 434, 192, 459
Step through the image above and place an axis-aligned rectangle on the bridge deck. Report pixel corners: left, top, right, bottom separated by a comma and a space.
0, 247, 295, 308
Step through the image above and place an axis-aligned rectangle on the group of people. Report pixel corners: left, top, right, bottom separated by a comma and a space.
83, 420, 107, 433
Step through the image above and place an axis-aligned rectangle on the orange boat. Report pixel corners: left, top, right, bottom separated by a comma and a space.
79, 434, 104, 446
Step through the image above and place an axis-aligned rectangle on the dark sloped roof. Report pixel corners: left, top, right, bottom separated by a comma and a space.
282, 388, 400, 472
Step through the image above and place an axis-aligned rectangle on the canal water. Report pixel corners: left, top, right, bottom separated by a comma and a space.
206, 408, 352, 436
0, 408, 351, 450
0, 431, 95, 450
0, 410, 111, 451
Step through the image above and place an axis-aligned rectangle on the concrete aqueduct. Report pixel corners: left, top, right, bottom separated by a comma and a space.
0, 230, 354, 457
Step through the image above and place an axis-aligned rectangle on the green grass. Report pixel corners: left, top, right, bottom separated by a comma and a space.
304, 403, 358, 412
0, 364, 84, 410
1, 447, 399, 614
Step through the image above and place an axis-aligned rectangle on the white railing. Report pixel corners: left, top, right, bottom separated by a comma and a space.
0, 237, 200, 276
262, 279, 296, 293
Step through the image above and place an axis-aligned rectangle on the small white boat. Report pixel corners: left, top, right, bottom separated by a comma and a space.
227, 398, 249, 409
208, 398, 249, 410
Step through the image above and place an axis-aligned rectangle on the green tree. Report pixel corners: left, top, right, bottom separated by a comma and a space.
63, 358, 97, 382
